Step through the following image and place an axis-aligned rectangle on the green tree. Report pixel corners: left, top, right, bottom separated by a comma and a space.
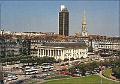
64, 58, 69, 62
112, 67, 120, 78
77, 64, 87, 76
88, 46, 93, 52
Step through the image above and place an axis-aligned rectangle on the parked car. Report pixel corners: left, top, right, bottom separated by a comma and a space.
7, 74, 18, 81
41, 63, 54, 72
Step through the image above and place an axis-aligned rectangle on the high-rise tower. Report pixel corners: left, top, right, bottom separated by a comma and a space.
59, 5, 69, 36
81, 10, 88, 36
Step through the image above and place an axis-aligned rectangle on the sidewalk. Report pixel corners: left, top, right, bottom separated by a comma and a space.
99, 71, 120, 83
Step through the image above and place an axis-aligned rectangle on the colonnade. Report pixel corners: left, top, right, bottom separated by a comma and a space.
38, 48, 63, 59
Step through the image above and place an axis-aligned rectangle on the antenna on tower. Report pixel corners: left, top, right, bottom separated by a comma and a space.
61, 5, 65, 11
82, 9, 86, 24
84, 9, 86, 16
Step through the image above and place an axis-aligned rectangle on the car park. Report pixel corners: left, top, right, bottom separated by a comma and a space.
41, 63, 54, 72
24, 66, 39, 75
7, 74, 18, 81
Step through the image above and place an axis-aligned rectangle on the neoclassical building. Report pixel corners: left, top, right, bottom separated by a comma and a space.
30, 42, 88, 60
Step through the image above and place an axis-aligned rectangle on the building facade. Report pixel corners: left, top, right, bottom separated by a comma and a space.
0, 37, 21, 57
31, 42, 88, 60
0, 37, 5, 57
88, 35, 120, 52
59, 5, 69, 36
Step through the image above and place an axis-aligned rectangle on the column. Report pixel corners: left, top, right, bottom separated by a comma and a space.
61, 50, 64, 60
50, 49, 51, 57
37, 49, 39, 57
54, 49, 56, 59
55, 49, 57, 59
39, 49, 41, 57
57, 50, 59, 56
53, 49, 55, 58
51, 50, 53, 57
43, 49, 45, 57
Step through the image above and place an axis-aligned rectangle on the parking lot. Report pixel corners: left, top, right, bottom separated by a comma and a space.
2, 54, 119, 84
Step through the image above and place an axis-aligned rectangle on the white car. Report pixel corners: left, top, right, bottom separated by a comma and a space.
7, 78, 12, 81
30, 71, 36, 74
25, 72, 31, 75
8, 75, 12, 78
12, 75, 18, 80
25, 69, 32, 72
7, 74, 18, 80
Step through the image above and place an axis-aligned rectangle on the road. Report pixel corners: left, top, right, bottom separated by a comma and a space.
99, 71, 120, 83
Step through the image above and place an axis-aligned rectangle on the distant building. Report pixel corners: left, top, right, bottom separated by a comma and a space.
59, 5, 69, 36
0, 37, 20, 57
21, 39, 31, 55
88, 35, 120, 52
0, 37, 5, 57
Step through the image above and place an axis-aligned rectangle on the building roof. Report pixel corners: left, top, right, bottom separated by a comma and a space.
41, 42, 87, 49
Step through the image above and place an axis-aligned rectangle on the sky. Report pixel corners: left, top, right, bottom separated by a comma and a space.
0, 1, 119, 36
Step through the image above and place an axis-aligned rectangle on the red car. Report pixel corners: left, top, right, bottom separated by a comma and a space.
60, 71, 71, 75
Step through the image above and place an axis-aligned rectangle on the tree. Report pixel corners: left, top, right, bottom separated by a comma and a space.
56, 59, 62, 63
90, 61, 99, 69
88, 46, 93, 52
40, 56, 56, 64
64, 58, 69, 62
70, 58, 74, 61
112, 67, 120, 78
68, 66, 76, 74
77, 64, 87, 76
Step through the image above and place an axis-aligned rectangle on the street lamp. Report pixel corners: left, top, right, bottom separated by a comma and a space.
100, 59, 103, 84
